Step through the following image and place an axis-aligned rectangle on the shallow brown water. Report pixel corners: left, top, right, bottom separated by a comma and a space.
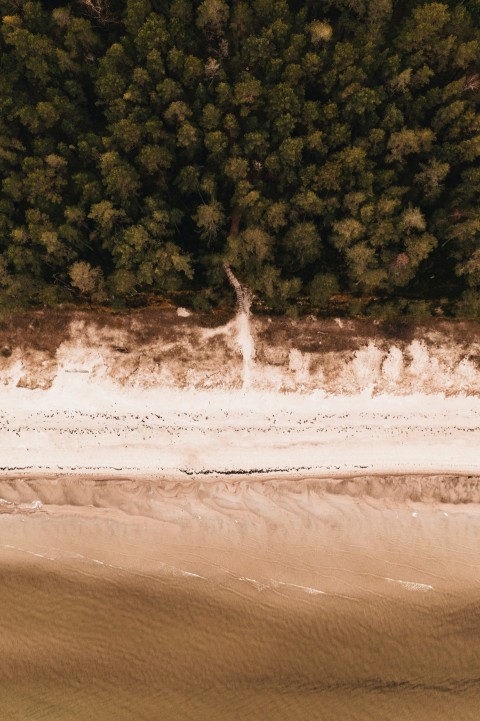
1, 477, 480, 720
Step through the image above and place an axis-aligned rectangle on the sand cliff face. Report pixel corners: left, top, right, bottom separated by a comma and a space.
0, 308, 479, 395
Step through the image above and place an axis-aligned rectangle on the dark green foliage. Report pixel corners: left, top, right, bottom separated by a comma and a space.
0, 0, 479, 316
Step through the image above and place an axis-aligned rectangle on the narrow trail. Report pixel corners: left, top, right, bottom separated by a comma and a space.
223, 263, 255, 390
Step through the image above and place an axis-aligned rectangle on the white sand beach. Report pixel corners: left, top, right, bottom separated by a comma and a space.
0, 310, 478, 479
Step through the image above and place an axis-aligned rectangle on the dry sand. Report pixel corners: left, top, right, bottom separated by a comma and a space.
0, 379, 479, 478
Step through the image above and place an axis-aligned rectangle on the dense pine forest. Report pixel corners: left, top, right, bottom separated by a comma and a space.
1, 0, 479, 317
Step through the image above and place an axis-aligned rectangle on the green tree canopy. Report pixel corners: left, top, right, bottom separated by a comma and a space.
0, 0, 479, 316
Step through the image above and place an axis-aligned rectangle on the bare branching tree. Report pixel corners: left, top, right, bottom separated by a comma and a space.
223, 264, 251, 314
463, 72, 480, 93
78, 0, 115, 24
222, 210, 251, 314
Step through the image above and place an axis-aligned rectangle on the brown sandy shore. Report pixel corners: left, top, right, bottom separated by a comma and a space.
2, 471, 480, 599
2, 472, 480, 510
2, 473, 480, 720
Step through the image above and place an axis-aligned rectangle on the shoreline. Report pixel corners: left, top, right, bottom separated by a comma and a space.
1, 465, 480, 481
2, 472, 480, 512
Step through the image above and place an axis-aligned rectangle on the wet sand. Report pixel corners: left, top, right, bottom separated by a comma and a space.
2, 477, 480, 720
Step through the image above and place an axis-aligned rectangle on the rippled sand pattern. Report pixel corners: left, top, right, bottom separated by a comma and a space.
2, 477, 480, 720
